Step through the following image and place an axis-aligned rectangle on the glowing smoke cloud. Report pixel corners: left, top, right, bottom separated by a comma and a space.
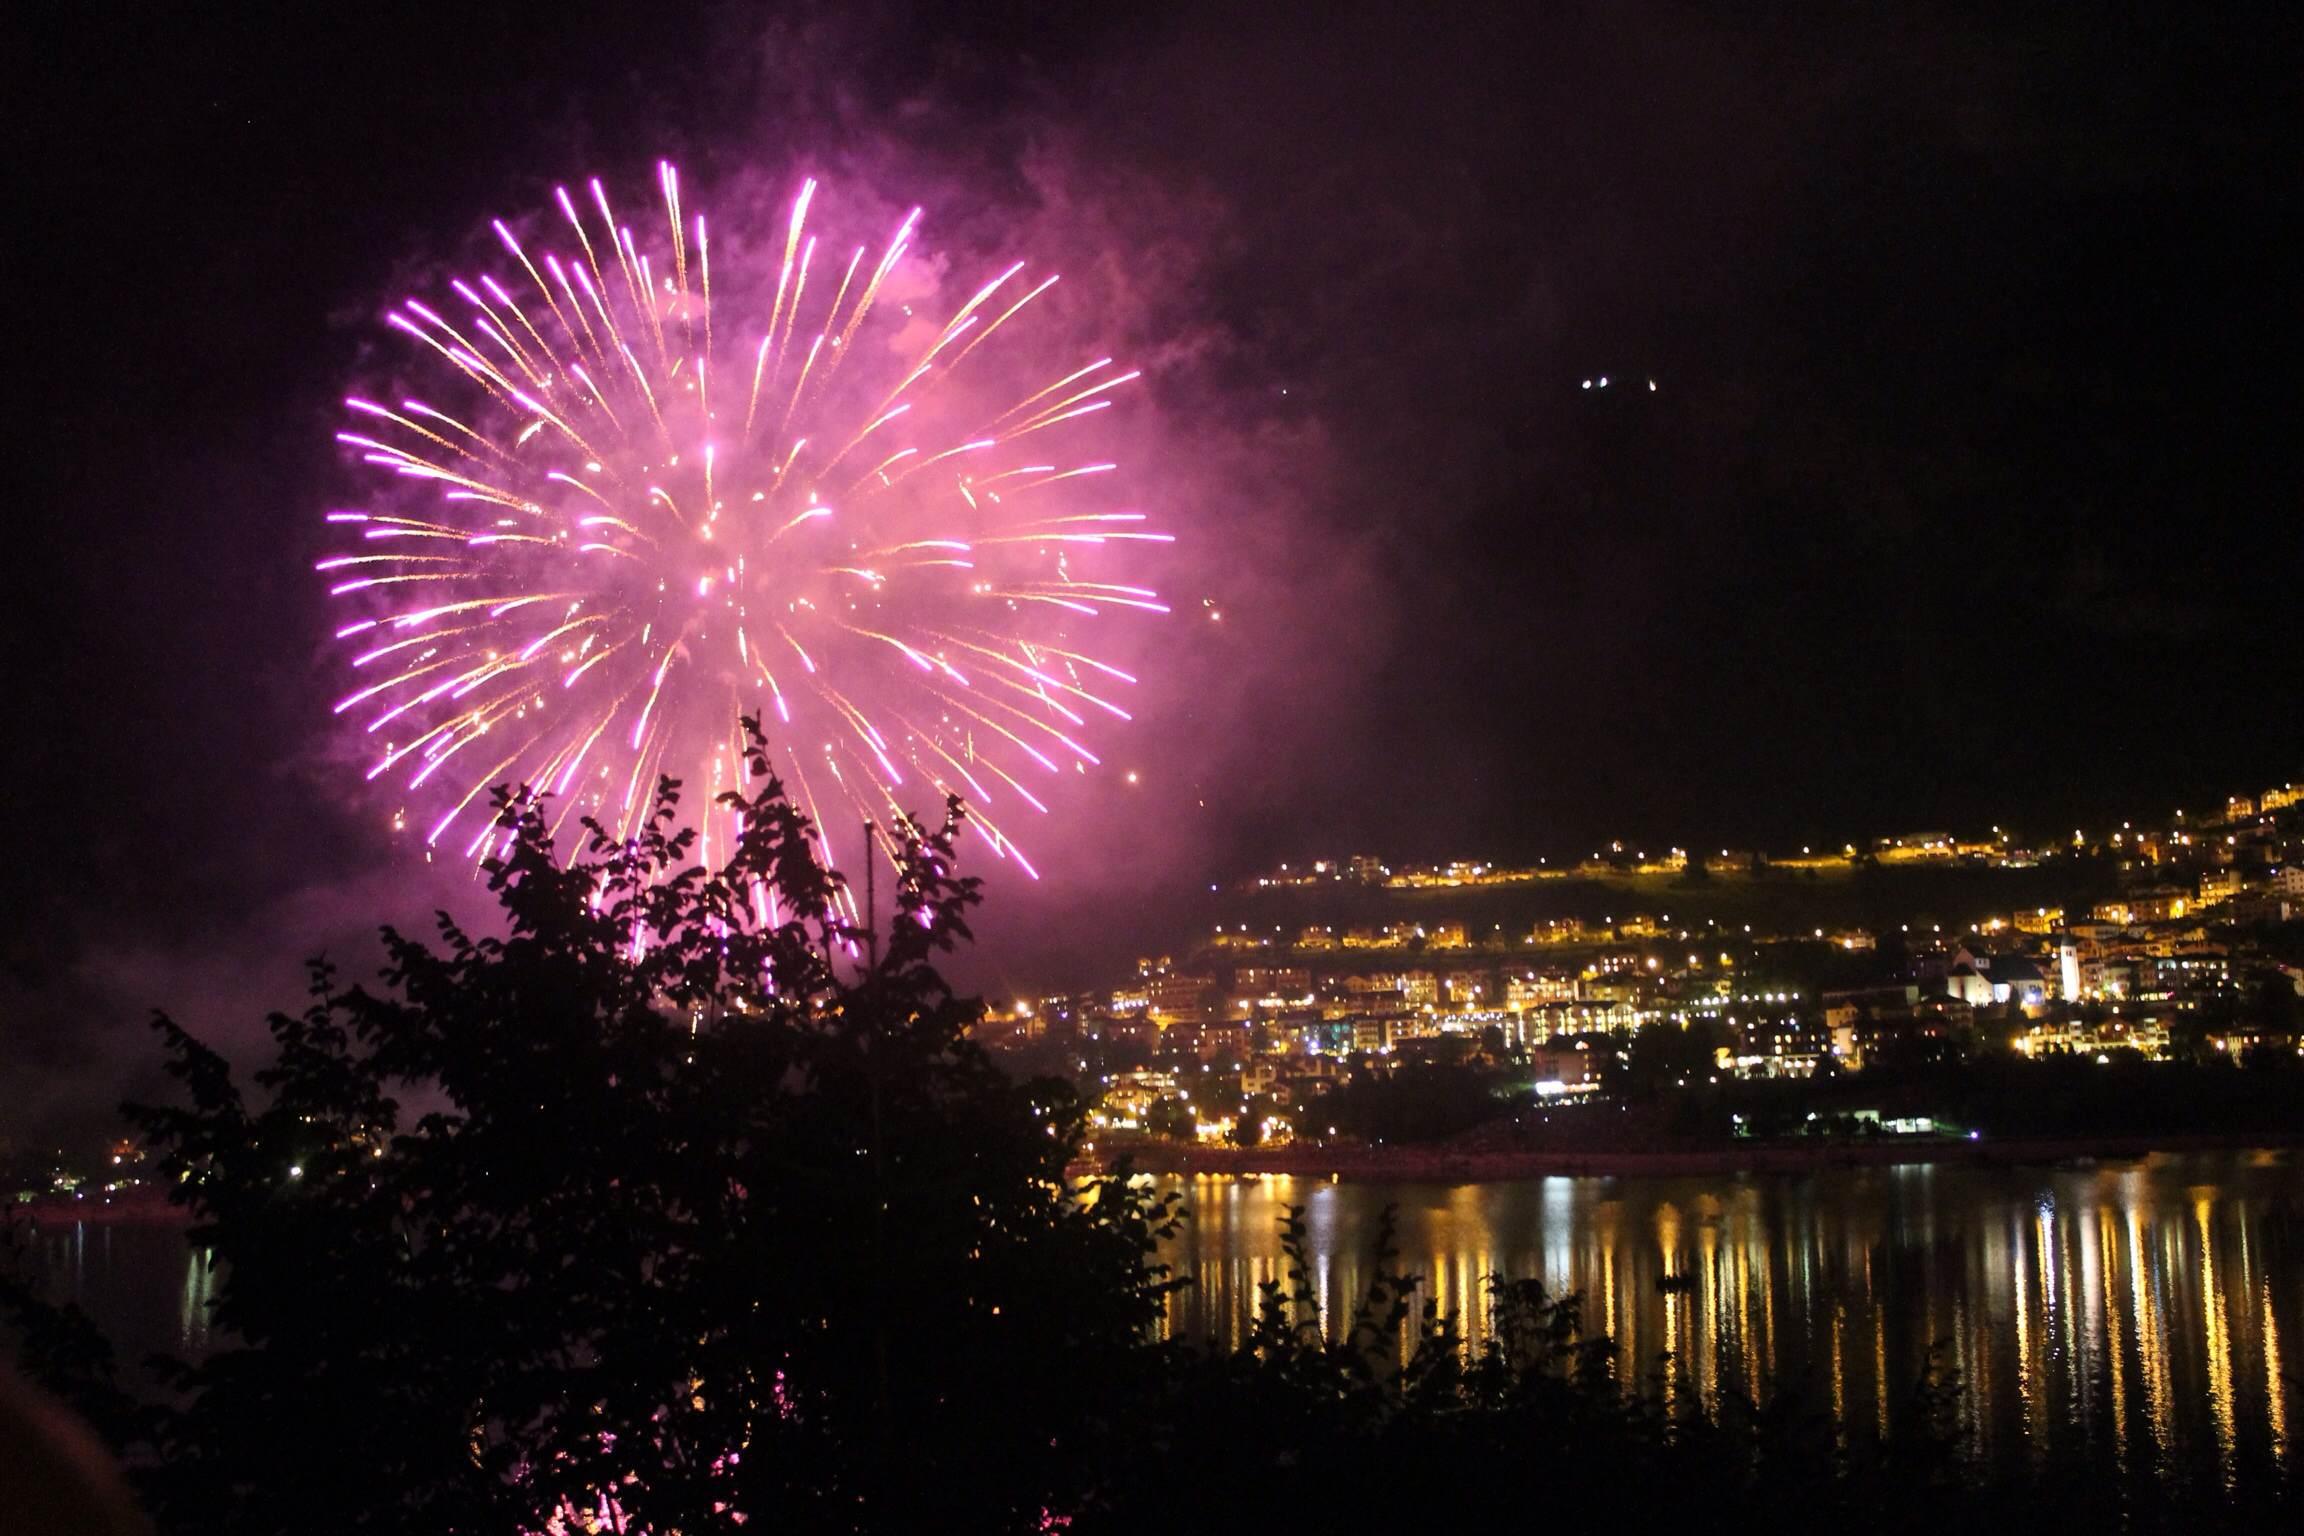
322, 164, 1166, 888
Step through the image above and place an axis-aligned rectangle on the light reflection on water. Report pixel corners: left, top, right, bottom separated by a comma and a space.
24, 1153, 2300, 1491
1157, 1151, 2303, 1485
21, 1223, 216, 1367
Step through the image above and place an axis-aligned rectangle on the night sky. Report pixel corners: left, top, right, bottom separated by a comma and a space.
6, 1, 2302, 1140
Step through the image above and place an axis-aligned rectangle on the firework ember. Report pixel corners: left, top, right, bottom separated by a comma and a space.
323, 165, 1165, 881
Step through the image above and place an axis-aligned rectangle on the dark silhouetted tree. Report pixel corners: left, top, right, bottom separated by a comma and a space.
13, 721, 1180, 1534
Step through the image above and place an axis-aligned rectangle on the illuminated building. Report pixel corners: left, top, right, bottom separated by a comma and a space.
2197, 867, 2245, 906
1528, 1043, 1601, 1095
2093, 889, 2189, 924
970, 1004, 1047, 1047
1520, 999, 1640, 1041
1441, 968, 1492, 1005
1196, 1020, 1250, 1063
1875, 831, 1956, 862
2013, 906, 2066, 935
1093, 1070, 1175, 1132
1348, 971, 1438, 1008
1946, 955, 1994, 1008
2014, 1012, 2170, 1060
1147, 972, 1217, 1026
2146, 952, 2232, 999
1822, 985, 1921, 1067
1349, 1013, 1399, 1053
1505, 970, 1578, 1011
1987, 957, 2052, 1012
1102, 1015, 1158, 1051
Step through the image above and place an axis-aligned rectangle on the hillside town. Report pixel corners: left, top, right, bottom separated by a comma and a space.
977, 779, 2304, 1150
14, 778, 2299, 1194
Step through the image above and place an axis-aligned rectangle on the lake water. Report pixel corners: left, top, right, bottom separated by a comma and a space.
1157, 1152, 2303, 1489
23, 1151, 2303, 1492
19, 1219, 220, 1370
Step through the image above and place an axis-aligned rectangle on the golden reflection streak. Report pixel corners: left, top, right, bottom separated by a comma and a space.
1429, 1249, 1456, 1350
1663, 1286, 1685, 1411
2264, 1280, 2288, 1465
1955, 1295, 1983, 1461
1759, 1215, 1778, 1400
1599, 1227, 1620, 1376
2073, 1202, 2100, 1439
1874, 1297, 1890, 1441
1145, 1166, 2295, 1478
2032, 1205, 2054, 1455
1830, 1300, 1848, 1450
1698, 1214, 1720, 1417
2013, 1213, 2033, 1449
2129, 1202, 2172, 1460
1597, 1200, 1626, 1390
2196, 1195, 2237, 1481
2096, 1207, 2129, 1479
1656, 1200, 1683, 1408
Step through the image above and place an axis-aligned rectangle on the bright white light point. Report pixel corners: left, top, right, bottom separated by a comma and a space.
1581, 380, 1592, 389
1125, 771, 1140, 785
1598, 376, 1609, 387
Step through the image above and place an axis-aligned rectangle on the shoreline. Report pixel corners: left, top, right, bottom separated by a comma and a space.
15, 1135, 2297, 1224
8, 1191, 190, 1229
1085, 1131, 2300, 1182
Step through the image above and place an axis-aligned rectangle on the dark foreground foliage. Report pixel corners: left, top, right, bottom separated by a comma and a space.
1103, 1207, 2298, 1534
4, 734, 2297, 1532
6, 726, 1178, 1533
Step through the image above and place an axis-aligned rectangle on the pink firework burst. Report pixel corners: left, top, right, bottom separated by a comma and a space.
323, 164, 1167, 882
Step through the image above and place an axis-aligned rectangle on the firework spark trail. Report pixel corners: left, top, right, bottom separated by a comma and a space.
324, 166, 1169, 886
